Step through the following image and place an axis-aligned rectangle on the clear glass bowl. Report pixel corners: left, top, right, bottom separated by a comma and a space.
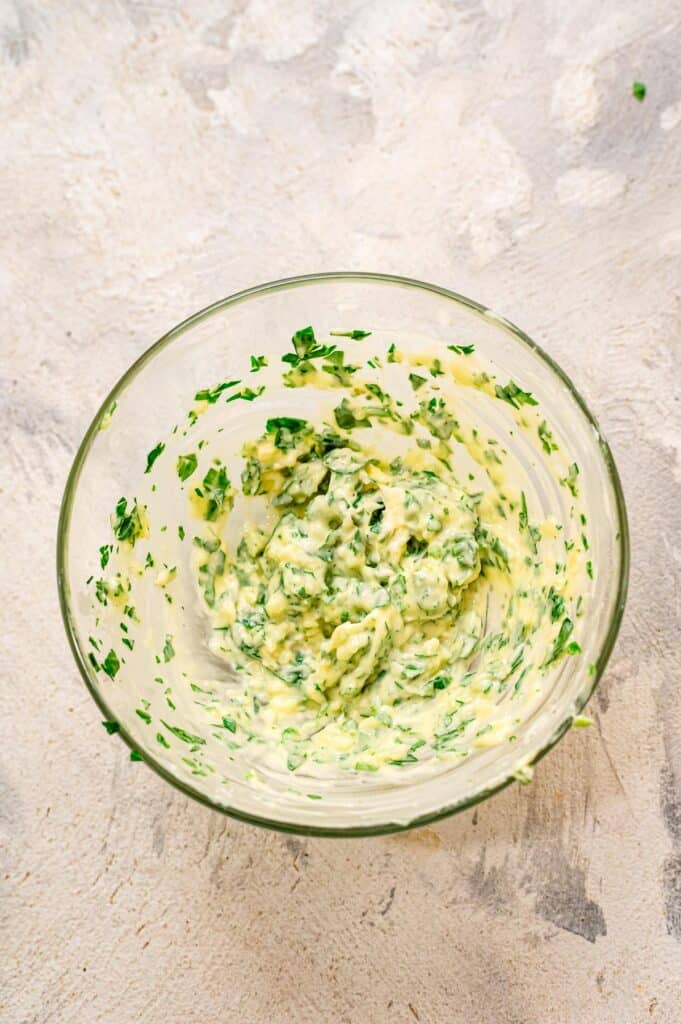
57, 273, 629, 835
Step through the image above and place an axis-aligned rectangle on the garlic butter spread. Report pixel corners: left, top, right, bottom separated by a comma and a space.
92, 326, 590, 781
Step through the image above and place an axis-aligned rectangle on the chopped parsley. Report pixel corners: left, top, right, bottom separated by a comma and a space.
111, 497, 144, 545
282, 326, 336, 370
99, 544, 112, 570
101, 720, 120, 735
160, 720, 206, 746
201, 465, 231, 520
250, 354, 267, 372
560, 462, 580, 497
144, 441, 165, 473
101, 649, 120, 679
632, 81, 646, 102
538, 420, 558, 454
329, 329, 372, 339
409, 372, 427, 391
448, 344, 475, 355
129, 750, 143, 762
226, 386, 265, 403
162, 635, 175, 662
195, 379, 241, 403
494, 381, 538, 409
177, 453, 198, 481
543, 618, 580, 667
334, 399, 372, 430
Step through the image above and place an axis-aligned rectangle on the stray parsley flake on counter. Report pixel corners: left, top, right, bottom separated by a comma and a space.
250, 354, 267, 371
102, 720, 120, 734
632, 81, 646, 101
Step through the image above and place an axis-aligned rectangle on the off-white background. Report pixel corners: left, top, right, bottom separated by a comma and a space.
2, 2, 680, 1022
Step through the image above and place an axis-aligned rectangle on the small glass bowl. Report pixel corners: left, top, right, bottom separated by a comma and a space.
57, 273, 629, 836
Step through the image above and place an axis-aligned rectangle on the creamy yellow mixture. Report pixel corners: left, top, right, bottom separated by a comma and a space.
92, 326, 588, 780
187, 331, 585, 775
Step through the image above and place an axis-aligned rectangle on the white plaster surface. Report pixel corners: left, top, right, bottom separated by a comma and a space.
2, 1, 680, 1021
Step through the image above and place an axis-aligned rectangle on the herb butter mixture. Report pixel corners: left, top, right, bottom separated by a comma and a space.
92, 326, 589, 779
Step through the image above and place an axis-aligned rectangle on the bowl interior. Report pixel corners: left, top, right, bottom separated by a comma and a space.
58, 274, 628, 834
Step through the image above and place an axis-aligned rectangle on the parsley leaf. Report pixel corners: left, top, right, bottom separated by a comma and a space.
226, 386, 265, 403
494, 381, 539, 409
282, 326, 336, 369
329, 329, 372, 339
162, 635, 175, 662
195, 379, 241, 403
250, 354, 267, 372
538, 420, 558, 454
448, 344, 475, 355
101, 720, 120, 735
632, 81, 646, 102
560, 462, 580, 497
202, 465, 231, 520
101, 649, 120, 679
144, 442, 165, 473
99, 544, 112, 569
409, 372, 427, 391
177, 453, 198, 481
334, 398, 372, 431
111, 497, 144, 545
160, 720, 206, 745
519, 491, 528, 531
322, 350, 360, 385
543, 618, 578, 666
129, 750, 143, 762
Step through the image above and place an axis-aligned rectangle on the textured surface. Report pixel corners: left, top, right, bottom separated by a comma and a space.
2, 1, 681, 1021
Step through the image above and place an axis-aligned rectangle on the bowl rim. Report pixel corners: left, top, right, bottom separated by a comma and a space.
56, 271, 630, 837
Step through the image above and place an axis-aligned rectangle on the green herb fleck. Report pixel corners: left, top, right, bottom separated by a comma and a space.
111, 497, 144, 545
409, 372, 427, 391
101, 649, 120, 679
160, 720, 206, 746
195, 379, 241, 403
538, 420, 558, 454
494, 381, 539, 409
226, 386, 265, 403
129, 750, 143, 762
202, 465, 231, 520
250, 354, 267, 372
560, 462, 580, 497
329, 329, 372, 339
543, 618, 578, 667
101, 720, 119, 735
448, 344, 475, 355
156, 732, 170, 748
145, 441, 165, 474
177, 453, 198, 482
162, 635, 175, 662
334, 398, 372, 431
221, 716, 237, 733
99, 544, 112, 570
632, 80, 646, 102
136, 709, 151, 724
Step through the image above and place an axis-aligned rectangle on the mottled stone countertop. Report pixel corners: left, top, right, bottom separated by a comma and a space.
2, 2, 680, 1022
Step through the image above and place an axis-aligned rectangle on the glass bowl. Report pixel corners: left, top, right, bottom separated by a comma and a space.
57, 273, 629, 836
